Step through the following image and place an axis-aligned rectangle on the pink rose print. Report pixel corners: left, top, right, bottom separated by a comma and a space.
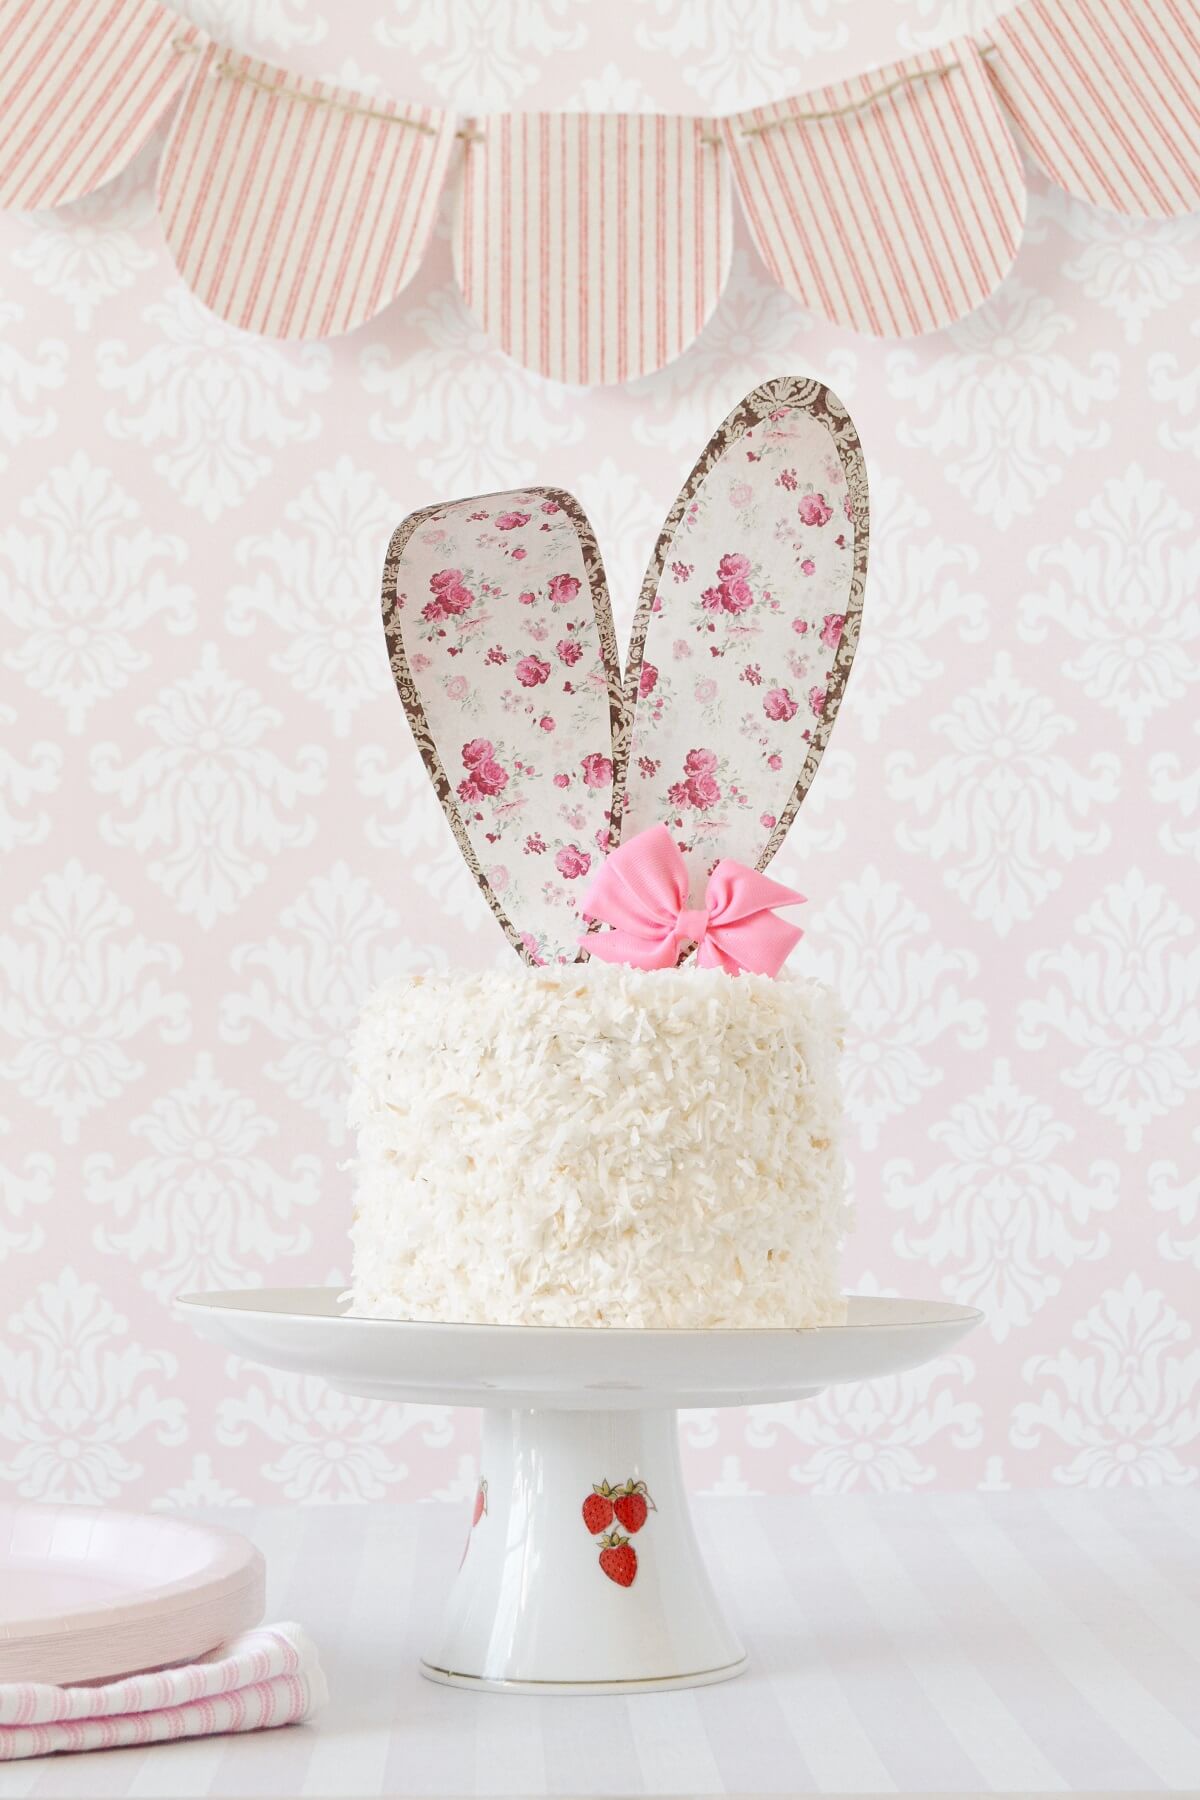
422, 568, 474, 622
798, 493, 833, 527
458, 738, 509, 803
792, 618, 809, 636
485, 645, 508, 665
496, 511, 531, 530
694, 677, 717, 704
580, 753, 613, 789
764, 687, 798, 722
778, 468, 798, 491
669, 748, 721, 810
446, 675, 469, 702
539, 715, 556, 731
701, 551, 755, 615
519, 591, 537, 606
553, 772, 570, 788
809, 686, 827, 716
548, 573, 581, 605
490, 865, 510, 893
729, 481, 753, 509
516, 655, 551, 687
800, 559, 816, 577
767, 753, 782, 771
555, 844, 591, 879
820, 613, 845, 649
556, 637, 583, 666
639, 663, 658, 697
541, 500, 561, 514
511, 547, 527, 560
525, 834, 546, 854
760, 813, 776, 830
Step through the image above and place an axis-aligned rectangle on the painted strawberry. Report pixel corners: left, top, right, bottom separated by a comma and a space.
582, 1481, 615, 1535
598, 1531, 637, 1588
473, 1479, 488, 1527
611, 1478, 654, 1534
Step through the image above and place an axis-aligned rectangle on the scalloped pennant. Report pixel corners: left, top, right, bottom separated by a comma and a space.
615, 377, 868, 900
380, 488, 623, 966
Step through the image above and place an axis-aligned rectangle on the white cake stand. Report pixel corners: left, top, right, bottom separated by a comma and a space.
177, 1288, 980, 1695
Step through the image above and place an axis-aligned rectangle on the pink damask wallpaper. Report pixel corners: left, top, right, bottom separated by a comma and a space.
0, 0, 1197, 1509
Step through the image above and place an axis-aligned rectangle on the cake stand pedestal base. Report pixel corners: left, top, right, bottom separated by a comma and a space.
176, 1288, 982, 1695
422, 1408, 748, 1693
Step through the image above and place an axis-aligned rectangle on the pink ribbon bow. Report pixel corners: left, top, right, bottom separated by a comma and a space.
579, 823, 805, 977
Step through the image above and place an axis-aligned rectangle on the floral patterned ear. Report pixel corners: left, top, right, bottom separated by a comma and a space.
381, 489, 624, 965
615, 377, 868, 895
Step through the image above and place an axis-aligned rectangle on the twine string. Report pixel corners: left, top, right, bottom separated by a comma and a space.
173, 35, 993, 151
171, 36, 481, 140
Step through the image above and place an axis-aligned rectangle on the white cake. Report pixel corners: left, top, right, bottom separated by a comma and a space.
348, 963, 848, 1330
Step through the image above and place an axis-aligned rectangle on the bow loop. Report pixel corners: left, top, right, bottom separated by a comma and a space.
579, 825, 804, 978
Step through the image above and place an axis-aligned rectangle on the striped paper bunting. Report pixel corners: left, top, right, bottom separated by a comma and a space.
452, 113, 732, 385
724, 38, 1025, 338
156, 45, 455, 339
0, 0, 204, 211
985, 0, 1200, 218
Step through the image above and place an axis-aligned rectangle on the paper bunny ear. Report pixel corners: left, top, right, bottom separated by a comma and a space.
615, 377, 868, 895
380, 489, 624, 965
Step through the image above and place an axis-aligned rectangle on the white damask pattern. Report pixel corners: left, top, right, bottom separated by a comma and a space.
0, 706, 59, 850
220, 861, 443, 1144
1150, 1157, 1200, 1270
0, 1150, 53, 1258
0, 1269, 187, 1502
885, 1060, 1119, 1340
806, 867, 987, 1152
97, 288, 331, 521
217, 1364, 453, 1502
86, 1054, 320, 1299
1012, 1276, 1199, 1487
228, 457, 394, 739
0, 861, 189, 1143
1020, 464, 1200, 745
747, 1352, 983, 1492
0, 454, 195, 734
888, 653, 1120, 936
0, 3, 1196, 1503
90, 645, 328, 928
362, 287, 584, 496
888, 282, 1120, 528
1020, 871, 1200, 1153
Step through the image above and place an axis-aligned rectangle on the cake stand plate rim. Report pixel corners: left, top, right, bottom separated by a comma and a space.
417, 1653, 749, 1695
176, 1286, 983, 1336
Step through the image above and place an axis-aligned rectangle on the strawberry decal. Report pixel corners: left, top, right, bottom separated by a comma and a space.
583, 1477, 653, 1588
611, 1478, 654, 1534
581, 1481, 616, 1535
598, 1532, 638, 1588
473, 1478, 488, 1527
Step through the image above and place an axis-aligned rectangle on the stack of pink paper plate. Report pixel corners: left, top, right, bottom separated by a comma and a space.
0, 1501, 265, 1685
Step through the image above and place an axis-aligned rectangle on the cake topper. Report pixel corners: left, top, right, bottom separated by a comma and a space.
379, 375, 868, 968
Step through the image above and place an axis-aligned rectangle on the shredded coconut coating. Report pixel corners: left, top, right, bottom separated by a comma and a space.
347, 963, 849, 1329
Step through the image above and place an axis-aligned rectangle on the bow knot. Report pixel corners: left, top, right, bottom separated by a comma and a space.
579, 824, 805, 978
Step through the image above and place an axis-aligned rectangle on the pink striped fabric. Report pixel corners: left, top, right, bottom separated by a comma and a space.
156, 45, 455, 339
452, 113, 732, 384
985, 0, 1200, 218
724, 38, 1025, 338
0, 0, 204, 211
0, 1622, 325, 1761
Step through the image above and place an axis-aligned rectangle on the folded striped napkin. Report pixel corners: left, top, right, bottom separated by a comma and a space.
0, 1622, 326, 1761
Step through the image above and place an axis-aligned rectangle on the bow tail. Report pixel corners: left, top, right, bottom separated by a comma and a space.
697, 910, 804, 978
583, 925, 682, 970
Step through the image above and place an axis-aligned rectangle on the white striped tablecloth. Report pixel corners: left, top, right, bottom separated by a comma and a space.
2, 1490, 1198, 1797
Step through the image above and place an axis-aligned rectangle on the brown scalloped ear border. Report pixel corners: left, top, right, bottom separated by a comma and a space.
380, 487, 625, 967
614, 375, 869, 868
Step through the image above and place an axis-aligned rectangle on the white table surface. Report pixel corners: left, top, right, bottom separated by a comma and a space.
3, 1489, 1199, 1798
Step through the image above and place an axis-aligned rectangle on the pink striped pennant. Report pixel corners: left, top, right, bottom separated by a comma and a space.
452, 112, 732, 385
724, 38, 1025, 338
985, 0, 1200, 218
0, 0, 204, 210
156, 45, 455, 339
